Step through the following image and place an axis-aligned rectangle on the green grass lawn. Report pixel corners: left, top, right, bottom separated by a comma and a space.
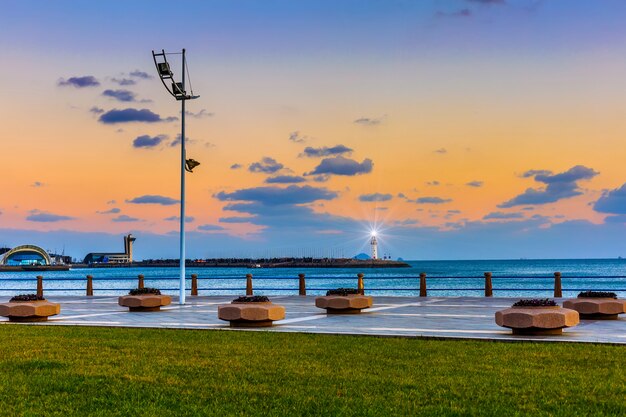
0, 326, 623, 416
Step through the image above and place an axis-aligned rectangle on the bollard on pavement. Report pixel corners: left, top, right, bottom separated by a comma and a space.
191, 274, 198, 296
246, 274, 253, 295
298, 273, 306, 296
484, 272, 493, 297
419, 272, 427, 297
36, 275, 43, 298
554, 272, 562, 297
86, 275, 93, 296
357, 273, 364, 295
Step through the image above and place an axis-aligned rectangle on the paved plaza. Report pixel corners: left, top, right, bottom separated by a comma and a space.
1, 295, 624, 344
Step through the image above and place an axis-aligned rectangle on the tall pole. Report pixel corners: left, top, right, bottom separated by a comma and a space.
179, 48, 187, 305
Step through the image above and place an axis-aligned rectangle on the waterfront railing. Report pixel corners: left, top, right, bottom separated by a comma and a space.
1, 272, 625, 297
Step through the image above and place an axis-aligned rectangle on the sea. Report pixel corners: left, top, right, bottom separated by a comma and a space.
1, 259, 625, 298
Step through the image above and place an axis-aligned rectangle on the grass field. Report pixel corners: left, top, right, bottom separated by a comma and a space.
0, 325, 623, 416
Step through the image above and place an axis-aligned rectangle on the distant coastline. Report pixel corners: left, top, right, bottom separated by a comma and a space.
73, 258, 410, 269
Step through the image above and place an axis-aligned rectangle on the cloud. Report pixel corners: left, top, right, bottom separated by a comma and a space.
164, 216, 195, 223
312, 175, 330, 183
308, 156, 373, 176
197, 224, 226, 231
112, 214, 141, 222
130, 70, 152, 79
466, 181, 484, 188
499, 165, 599, 208
126, 195, 179, 205
219, 216, 255, 224
594, 183, 626, 215
111, 78, 136, 86
230, 163, 243, 170
359, 193, 393, 202
301, 145, 353, 158
483, 211, 524, 220
435, 9, 472, 18
289, 131, 309, 143
102, 89, 136, 102
215, 185, 337, 206
31, 181, 45, 188
99, 108, 177, 124
426, 181, 440, 186
97, 208, 121, 214
185, 109, 214, 119
353, 117, 383, 126
89, 107, 104, 114
434, 148, 447, 154
26, 210, 75, 222
520, 169, 553, 178
132, 134, 168, 149
58, 76, 100, 88
265, 175, 306, 184
414, 197, 452, 204
249, 157, 284, 174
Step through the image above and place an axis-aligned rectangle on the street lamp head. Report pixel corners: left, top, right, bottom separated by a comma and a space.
172, 82, 185, 96
185, 158, 201, 173
157, 62, 172, 77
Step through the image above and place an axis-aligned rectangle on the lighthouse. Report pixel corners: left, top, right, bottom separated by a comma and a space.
370, 232, 379, 260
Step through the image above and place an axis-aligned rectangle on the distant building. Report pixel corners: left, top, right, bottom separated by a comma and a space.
83, 234, 136, 264
1, 245, 53, 266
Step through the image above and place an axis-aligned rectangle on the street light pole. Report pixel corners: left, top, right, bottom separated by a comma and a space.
152, 48, 200, 305
179, 48, 187, 305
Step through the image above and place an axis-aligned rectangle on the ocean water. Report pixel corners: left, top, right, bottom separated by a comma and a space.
1, 259, 625, 298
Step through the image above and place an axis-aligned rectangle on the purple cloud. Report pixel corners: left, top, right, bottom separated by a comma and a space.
359, 193, 393, 202
102, 89, 136, 102
249, 157, 284, 174
99, 108, 177, 124
58, 76, 100, 88
112, 215, 141, 222
308, 156, 373, 176
26, 210, 75, 222
133, 134, 168, 149
301, 145, 353, 158
500, 165, 599, 208
126, 195, 179, 205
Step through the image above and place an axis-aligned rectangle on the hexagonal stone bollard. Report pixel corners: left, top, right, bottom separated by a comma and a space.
315, 295, 373, 314
0, 300, 61, 322
218, 301, 286, 327
495, 306, 579, 335
118, 295, 172, 312
563, 298, 626, 320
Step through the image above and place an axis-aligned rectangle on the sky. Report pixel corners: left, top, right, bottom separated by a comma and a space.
1, 0, 626, 260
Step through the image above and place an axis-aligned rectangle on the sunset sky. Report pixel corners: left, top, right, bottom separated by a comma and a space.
2, 0, 626, 260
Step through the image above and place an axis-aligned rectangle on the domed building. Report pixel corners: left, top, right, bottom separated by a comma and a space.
1, 245, 52, 266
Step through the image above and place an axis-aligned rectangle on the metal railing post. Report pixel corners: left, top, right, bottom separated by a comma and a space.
36, 275, 43, 298
138, 274, 144, 289
86, 275, 93, 296
554, 272, 562, 297
357, 273, 364, 295
191, 274, 198, 296
298, 273, 306, 296
419, 272, 427, 297
484, 272, 493, 297
246, 274, 253, 295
